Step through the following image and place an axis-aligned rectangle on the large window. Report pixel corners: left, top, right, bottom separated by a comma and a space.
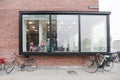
20, 11, 110, 54
81, 15, 107, 52
22, 15, 50, 52
51, 15, 79, 52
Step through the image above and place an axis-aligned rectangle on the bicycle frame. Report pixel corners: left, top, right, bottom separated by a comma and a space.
97, 56, 108, 68
5, 53, 37, 73
14, 57, 23, 68
9, 53, 27, 70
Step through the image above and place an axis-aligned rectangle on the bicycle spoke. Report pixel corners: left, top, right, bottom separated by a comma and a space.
84, 60, 98, 73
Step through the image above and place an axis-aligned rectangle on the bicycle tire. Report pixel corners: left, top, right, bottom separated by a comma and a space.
84, 60, 98, 73
24, 60, 37, 72
5, 61, 16, 73
103, 61, 113, 71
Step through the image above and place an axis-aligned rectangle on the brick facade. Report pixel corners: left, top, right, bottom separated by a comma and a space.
0, 0, 98, 66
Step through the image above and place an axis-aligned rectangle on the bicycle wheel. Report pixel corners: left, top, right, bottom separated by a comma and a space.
24, 60, 37, 72
103, 61, 113, 71
5, 61, 16, 73
84, 60, 98, 73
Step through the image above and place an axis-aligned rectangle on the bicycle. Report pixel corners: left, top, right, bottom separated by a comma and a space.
84, 53, 113, 73
5, 53, 37, 73
111, 51, 120, 63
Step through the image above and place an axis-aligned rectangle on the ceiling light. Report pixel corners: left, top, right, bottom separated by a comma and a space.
28, 21, 32, 24
32, 26, 35, 29
48, 26, 50, 28
46, 21, 50, 24
26, 29, 29, 31
68, 27, 71, 29
28, 20, 35, 24
72, 22, 76, 24
35, 30, 37, 32
56, 39, 59, 41
60, 22, 64, 24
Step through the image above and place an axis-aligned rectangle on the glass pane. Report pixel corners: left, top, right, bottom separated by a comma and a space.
81, 15, 107, 52
22, 15, 50, 52
51, 15, 79, 52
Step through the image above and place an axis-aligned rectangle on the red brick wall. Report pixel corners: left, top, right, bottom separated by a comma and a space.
0, 0, 98, 66
33, 55, 92, 66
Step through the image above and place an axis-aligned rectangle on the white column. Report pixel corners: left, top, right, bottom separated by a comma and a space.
39, 21, 42, 43
22, 20, 27, 51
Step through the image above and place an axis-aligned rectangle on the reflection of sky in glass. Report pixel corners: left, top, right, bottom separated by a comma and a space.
93, 23, 106, 43
81, 15, 107, 52
81, 15, 106, 41
75, 33, 78, 47
56, 15, 78, 50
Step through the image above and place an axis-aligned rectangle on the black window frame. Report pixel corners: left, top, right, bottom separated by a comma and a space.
19, 11, 111, 56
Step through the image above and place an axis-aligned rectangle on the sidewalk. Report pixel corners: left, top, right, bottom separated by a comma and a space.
0, 63, 120, 80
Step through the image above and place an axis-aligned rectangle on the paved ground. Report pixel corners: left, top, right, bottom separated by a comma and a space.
0, 63, 120, 80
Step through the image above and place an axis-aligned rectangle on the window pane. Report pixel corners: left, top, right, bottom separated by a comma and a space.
22, 15, 50, 52
51, 15, 79, 52
81, 15, 107, 52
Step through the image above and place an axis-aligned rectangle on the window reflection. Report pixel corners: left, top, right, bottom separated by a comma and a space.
51, 15, 79, 52
81, 15, 107, 52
